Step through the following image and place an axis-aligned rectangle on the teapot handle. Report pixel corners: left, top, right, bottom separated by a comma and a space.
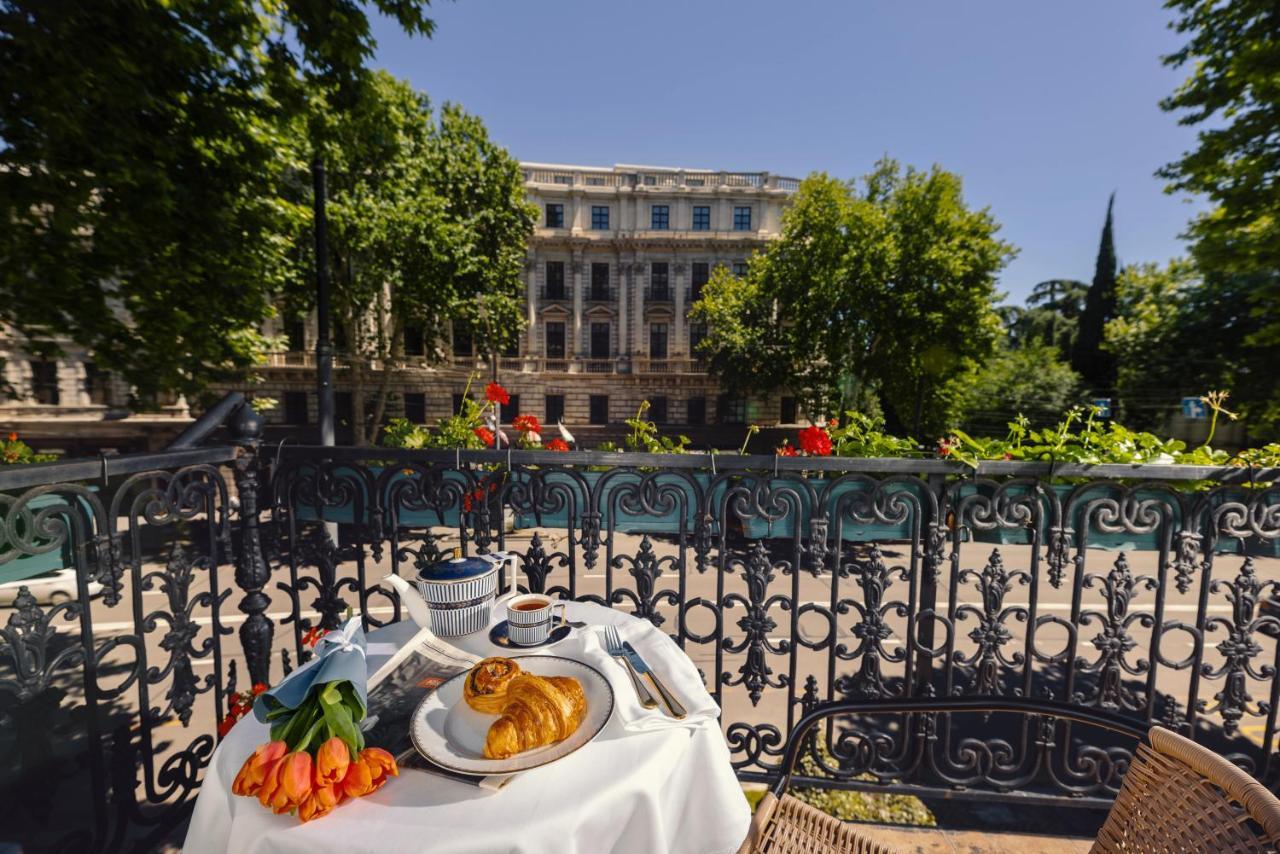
484, 551, 520, 601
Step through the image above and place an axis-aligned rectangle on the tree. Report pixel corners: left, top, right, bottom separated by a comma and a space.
692, 161, 1014, 437
1016, 279, 1088, 355
282, 74, 535, 445
0, 0, 436, 403
1071, 194, 1119, 390
957, 342, 1084, 435
1106, 259, 1280, 434
1161, 0, 1280, 349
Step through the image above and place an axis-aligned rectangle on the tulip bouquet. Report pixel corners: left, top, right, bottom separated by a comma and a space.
229, 618, 399, 822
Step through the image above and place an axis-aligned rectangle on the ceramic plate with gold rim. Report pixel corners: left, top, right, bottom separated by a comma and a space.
409, 655, 614, 775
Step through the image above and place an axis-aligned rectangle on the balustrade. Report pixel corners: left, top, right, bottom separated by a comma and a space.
4, 444, 1278, 849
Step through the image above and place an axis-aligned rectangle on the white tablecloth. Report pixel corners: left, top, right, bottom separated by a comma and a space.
184, 602, 750, 854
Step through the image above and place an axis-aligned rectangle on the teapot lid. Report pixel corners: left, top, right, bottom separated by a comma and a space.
417, 548, 500, 583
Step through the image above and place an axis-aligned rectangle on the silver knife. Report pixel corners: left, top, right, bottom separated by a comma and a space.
622, 642, 687, 719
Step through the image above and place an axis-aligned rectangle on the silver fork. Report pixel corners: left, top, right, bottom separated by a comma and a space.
599, 626, 657, 709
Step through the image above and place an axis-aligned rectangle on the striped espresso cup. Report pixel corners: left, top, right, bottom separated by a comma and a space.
506, 594, 567, 646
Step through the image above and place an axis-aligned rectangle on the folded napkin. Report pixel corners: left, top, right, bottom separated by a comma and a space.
560, 620, 720, 733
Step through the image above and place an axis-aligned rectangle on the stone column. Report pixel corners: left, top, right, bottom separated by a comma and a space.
571, 253, 584, 360
617, 260, 629, 361
525, 257, 538, 359
633, 256, 645, 356
674, 260, 687, 357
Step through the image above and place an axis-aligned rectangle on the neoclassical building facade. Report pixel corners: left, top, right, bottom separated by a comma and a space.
246, 163, 800, 440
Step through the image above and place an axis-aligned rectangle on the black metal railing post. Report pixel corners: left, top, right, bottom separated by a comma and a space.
231, 404, 273, 685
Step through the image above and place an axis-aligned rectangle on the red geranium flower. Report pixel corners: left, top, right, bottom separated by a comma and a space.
776, 444, 798, 457
513, 414, 541, 435
474, 427, 495, 447
485, 382, 509, 405
6, 432, 16, 442
545, 438, 569, 452
797, 425, 832, 456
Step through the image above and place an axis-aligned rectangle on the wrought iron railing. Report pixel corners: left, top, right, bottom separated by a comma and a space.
3, 437, 1279, 850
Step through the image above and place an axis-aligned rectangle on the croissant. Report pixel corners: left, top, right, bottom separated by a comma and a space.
463, 657, 522, 714
483, 674, 587, 759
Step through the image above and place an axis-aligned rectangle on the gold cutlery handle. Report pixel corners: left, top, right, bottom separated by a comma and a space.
643, 671, 687, 719
617, 655, 657, 708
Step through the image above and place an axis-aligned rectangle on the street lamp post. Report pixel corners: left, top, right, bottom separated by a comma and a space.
314, 156, 334, 447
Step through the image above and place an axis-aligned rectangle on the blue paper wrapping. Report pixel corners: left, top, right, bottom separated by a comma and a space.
252, 617, 369, 723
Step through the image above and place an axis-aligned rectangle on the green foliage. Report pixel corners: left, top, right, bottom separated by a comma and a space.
957, 341, 1085, 435
828, 412, 919, 458
380, 377, 497, 451
691, 161, 1014, 439
1071, 194, 1119, 390
791, 739, 935, 826
1007, 279, 1088, 356
0, 0, 439, 404
624, 401, 691, 454
285, 75, 536, 443
1160, 0, 1280, 350
0, 433, 56, 465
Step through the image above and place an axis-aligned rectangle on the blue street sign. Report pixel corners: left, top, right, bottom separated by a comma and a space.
1182, 397, 1208, 419
1091, 398, 1112, 418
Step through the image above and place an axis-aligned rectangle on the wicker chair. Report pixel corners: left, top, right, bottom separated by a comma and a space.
737, 696, 1280, 854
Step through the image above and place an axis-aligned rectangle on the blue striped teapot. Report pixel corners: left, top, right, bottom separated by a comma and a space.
414, 549, 516, 637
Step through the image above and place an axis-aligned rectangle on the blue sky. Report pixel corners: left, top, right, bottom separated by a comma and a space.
370, 0, 1205, 303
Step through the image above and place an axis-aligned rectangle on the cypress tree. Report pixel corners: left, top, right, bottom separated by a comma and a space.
1072, 193, 1118, 390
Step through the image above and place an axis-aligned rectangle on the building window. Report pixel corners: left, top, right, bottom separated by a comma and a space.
553, 175, 573, 185
780, 396, 797, 425
590, 263, 610, 300
545, 322, 565, 358
545, 203, 564, 228
591, 206, 610, 230
732, 261, 749, 277
403, 324, 425, 357
650, 262, 670, 300
642, 174, 657, 186
501, 336, 518, 358
650, 396, 668, 424
546, 394, 565, 425
403, 393, 426, 423
692, 206, 711, 230
650, 205, 669, 230
689, 322, 707, 355
83, 362, 109, 406
284, 391, 309, 425
649, 323, 668, 359
452, 322, 473, 356
29, 360, 58, 405
691, 262, 710, 302
686, 396, 706, 426
590, 322, 611, 359
452, 393, 465, 415
586, 176, 606, 186
589, 394, 609, 425
335, 392, 354, 428
333, 321, 348, 353
286, 317, 307, 351
546, 261, 566, 299
717, 394, 747, 425
502, 395, 520, 423
733, 206, 752, 231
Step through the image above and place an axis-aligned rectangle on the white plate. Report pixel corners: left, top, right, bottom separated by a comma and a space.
409, 655, 615, 775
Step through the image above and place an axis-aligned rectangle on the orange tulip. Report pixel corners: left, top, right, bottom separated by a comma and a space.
314, 737, 350, 787
280, 751, 314, 805
231, 740, 287, 797
297, 783, 341, 823
360, 747, 398, 794
257, 757, 291, 813
340, 755, 374, 799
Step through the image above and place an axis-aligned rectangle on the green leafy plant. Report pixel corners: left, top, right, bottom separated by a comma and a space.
624, 401, 691, 454
1, 432, 56, 465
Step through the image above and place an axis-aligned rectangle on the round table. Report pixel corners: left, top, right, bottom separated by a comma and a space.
183, 602, 750, 854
